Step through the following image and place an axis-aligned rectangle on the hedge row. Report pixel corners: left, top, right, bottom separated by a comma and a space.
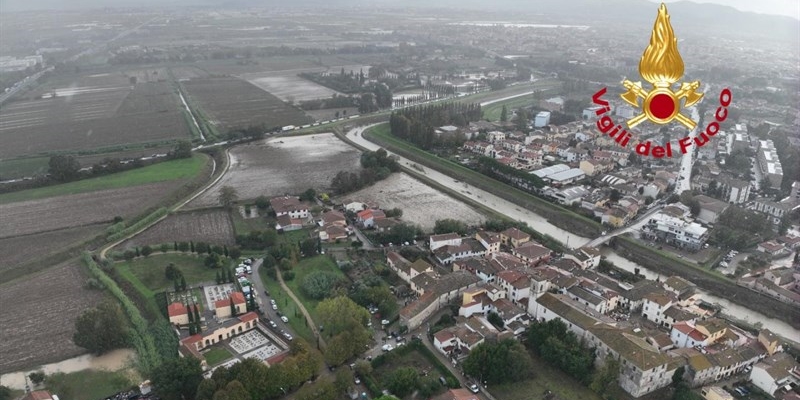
81, 252, 162, 374
107, 207, 169, 242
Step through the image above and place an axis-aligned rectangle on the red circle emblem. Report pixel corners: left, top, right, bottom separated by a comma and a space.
649, 93, 675, 119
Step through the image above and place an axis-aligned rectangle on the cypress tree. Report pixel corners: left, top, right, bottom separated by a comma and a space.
190, 241, 195, 253
207, 246, 212, 255
180, 276, 187, 291
135, 247, 141, 257
188, 305, 195, 323
230, 298, 236, 316
173, 279, 180, 292
223, 245, 229, 257
227, 268, 234, 283
194, 304, 201, 323
174, 241, 178, 251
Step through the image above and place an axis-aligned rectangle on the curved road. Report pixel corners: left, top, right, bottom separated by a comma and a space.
346, 124, 590, 248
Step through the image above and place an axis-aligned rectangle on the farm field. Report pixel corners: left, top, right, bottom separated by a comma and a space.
0, 261, 106, 374
117, 254, 228, 292
181, 76, 313, 132
190, 133, 360, 207
0, 181, 177, 239
0, 71, 190, 158
0, 154, 207, 204
44, 370, 134, 400
337, 173, 485, 231
0, 224, 103, 272
120, 209, 235, 249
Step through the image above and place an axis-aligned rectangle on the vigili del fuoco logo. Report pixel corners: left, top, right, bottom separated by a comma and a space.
590, 3, 732, 158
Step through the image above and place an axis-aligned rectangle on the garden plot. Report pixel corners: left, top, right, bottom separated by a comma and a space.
121, 209, 235, 249
0, 261, 105, 374
190, 133, 361, 207
337, 173, 486, 231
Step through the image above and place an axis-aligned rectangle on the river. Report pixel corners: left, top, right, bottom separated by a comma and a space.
0, 349, 135, 390
345, 125, 799, 342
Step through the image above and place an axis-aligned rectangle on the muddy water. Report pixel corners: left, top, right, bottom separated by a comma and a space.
0, 349, 135, 390
600, 248, 798, 340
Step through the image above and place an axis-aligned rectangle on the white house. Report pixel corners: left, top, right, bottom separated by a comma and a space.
749, 353, 800, 397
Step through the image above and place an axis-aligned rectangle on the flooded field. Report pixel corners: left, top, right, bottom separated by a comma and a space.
241, 65, 370, 102
190, 133, 361, 207
0, 349, 135, 390
339, 173, 486, 231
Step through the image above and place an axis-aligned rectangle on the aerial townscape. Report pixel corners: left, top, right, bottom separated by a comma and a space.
0, 1, 798, 400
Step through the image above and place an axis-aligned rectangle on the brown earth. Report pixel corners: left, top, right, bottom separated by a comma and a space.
0, 225, 104, 272
120, 209, 235, 249
181, 76, 313, 131
0, 260, 105, 374
0, 181, 176, 239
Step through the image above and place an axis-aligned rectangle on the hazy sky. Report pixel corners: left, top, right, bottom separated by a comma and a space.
661, 0, 799, 19
0, 0, 798, 19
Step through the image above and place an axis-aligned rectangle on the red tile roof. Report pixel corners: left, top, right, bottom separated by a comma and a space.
23, 391, 53, 400
434, 329, 455, 343
688, 330, 708, 341
673, 322, 694, 335
167, 302, 188, 317
238, 311, 258, 323
181, 333, 203, 346
231, 291, 246, 305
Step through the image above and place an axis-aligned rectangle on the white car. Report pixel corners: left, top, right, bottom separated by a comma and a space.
381, 344, 394, 352
281, 316, 289, 323
469, 384, 480, 393
272, 304, 278, 310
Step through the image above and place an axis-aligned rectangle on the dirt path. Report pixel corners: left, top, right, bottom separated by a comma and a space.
275, 268, 327, 351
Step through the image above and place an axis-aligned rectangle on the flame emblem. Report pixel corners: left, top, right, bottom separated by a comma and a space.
620, 3, 703, 129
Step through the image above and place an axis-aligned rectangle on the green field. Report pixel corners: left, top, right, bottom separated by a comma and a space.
230, 207, 275, 235
203, 346, 234, 366
364, 123, 601, 237
482, 96, 533, 121
491, 351, 601, 400
282, 255, 348, 333
45, 370, 134, 400
278, 228, 312, 245
0, 156, 49, 179
0, 154, 207, 204
119, 253, 231, 292
259, 269, 317, 343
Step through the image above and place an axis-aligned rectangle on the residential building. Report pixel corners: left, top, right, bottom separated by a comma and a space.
718, 176, 750, 204
400, 271, 482, 330
511, 241, 551, 265
275, 214, 303, 232
694, 195, 729, 225
499, 227, 531, 248
534, 111, 551, 127
270, 196, 308, 219
642, 292, 674, 327
671, 322, 711, 348
753, 198, 792, 225
430, 233, 462, 250
356, 209, 385, 228
750, 353, 800, 397
757, 140, 783, 189
168, 302, 191, 326
475, 230, 501, 254
757, 241, 786, 256
759, 329, 783, 356
642, 212, 709, 250
434, 238, 487, 265
496, 270, 531, 306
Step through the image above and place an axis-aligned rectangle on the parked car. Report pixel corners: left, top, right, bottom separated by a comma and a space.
281, 316, 289, 323
272, 304, 278, 310
354, 377, 361, 385
469, 383, 480, 393
269, 320, 277, 328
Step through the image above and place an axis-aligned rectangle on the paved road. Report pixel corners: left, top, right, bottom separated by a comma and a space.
674, 84, 711, 195
248, 258, 296, 338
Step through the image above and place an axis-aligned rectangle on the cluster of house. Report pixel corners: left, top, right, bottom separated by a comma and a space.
385, 226, 799, 398
738, 263, 800, 306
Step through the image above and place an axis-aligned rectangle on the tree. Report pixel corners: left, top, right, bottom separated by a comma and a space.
609, 189, 622, 203
589, 356, 620, 395
0, 386, 11, 400
165, 263, 182, 280
384, 208, 403, 218
386, 367, 418, 398
73, 301, 129, 355
160, 243, 170, 253
671, 366, 685, 387
317, 296, 370, 336
123, 250, 136, 261
229, 247, 242, 260
300, 239, 318, 258
515, 108, 529, 131
141, 245, 153, 257
300, 188, 317, 202
196, 242, 209, 254
463, 339, 534, 385
151, 356, 204, 400
219, 186, 238, 209
487, 312, 504, 328
178, 242, 190, 252
433, 218, 468, 235
194, 304, 201, 323
172, 140, 193, 159
255, 195, 269, 209
500, 104, 508, 122
180, 275, 187, 291
213, 381, 250, 400
778, 215, 791, 235
48, 154, 81, 182
301, 271, 345, 300
28, 370, 46, 385
205, 253, 224, 269
230, 298, 237, 317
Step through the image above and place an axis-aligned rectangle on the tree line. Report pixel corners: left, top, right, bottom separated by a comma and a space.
330, 148, 400, 194
389, 102, 482, 149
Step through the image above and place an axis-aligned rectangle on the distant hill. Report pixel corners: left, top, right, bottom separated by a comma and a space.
1, 0, 796, 43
